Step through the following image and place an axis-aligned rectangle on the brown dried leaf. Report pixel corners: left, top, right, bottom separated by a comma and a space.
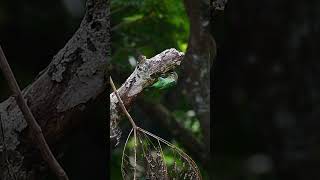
121, 127, 202, 180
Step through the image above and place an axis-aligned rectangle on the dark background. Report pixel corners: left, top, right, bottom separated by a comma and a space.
1, 0, 320, 179
214, 0, 320, 179
0, 0, 107, 179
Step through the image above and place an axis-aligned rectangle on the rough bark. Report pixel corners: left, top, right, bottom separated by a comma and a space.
179, 0, 216, 161
110, 49, 184, 141
0, 0, 109, 179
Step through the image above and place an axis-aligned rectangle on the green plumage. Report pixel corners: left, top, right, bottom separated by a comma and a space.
151, 72, 178, 90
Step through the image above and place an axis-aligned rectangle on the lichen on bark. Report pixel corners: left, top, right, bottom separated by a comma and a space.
0, 0, 109, 178
110, 48, 184, 144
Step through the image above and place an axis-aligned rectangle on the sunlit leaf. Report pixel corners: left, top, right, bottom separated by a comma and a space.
123, 14, 144, 23
178, 41, 188, 52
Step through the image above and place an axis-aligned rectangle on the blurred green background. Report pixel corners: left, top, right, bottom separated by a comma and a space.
110, 0, 210, 179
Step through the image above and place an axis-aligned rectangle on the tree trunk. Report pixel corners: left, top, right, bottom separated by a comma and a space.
174, 0, 216, 169
0, 0, 109, 179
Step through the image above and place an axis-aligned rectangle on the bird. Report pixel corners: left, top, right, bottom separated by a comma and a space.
151, 71, 178, 90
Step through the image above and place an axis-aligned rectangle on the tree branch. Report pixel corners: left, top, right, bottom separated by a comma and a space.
0, 46, 68, 179
110, 48, 184, 135
0, 0, 109, 178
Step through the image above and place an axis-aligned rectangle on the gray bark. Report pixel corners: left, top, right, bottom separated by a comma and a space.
0, 0, 109, 179
179, 0, 216, 165
110, 49, 184, 142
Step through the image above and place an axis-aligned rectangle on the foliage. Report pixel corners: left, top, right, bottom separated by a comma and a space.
172, 110, 202, 140
110, 76, 201, 179
111, 0, 189, 73
110, 0, 209, 179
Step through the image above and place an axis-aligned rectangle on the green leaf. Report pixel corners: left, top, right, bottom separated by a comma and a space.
123, 14, 144, 22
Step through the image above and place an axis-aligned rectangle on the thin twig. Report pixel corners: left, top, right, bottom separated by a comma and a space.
0, 45, 69, 180
110, 48, 184, 133
110, 76, 137, 129
111, 76, 202, 179
110, 76, 138, 180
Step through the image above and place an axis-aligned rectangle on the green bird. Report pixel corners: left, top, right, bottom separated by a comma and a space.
151, 71, 178, 90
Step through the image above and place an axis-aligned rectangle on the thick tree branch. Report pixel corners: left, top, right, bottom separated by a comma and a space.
0, 46, 68, 179
0, 0, 109, 178
110, 48, 184, 135
109, 48, 210, 168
